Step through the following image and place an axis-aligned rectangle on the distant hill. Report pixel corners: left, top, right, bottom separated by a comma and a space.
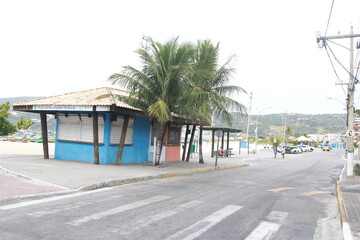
0, 96, 43, 105
0, 96, 55, 134
214, 112, 347, 138
2, 96, 347, 137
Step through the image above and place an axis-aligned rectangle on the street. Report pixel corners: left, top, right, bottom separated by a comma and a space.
0, 149, 344, 240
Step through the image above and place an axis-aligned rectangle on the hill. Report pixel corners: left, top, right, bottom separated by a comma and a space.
215, 112, 346, 138
1, 97, 347, 137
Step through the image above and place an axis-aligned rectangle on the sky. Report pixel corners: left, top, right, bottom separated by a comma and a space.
1, 0, 360, 115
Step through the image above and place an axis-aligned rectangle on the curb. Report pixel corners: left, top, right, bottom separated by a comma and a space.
0, 163, 249, 203
337, 180, 354, 240
0, 165, 69, 190
80, 163, 249, 191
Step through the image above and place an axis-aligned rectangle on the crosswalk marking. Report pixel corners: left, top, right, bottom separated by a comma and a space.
165, 205, 243, 240
265, 211, 288, 224
119, 200, 202, 235
245, 211, 288, 240
66, 195, 170, 226
0, 188, 112, 210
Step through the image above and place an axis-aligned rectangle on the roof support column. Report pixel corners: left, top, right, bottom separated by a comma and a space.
182, 124, 189, 161
40, 112, 49, 159
93, 106, 100, 164
116, 116, 129, 165
186, 124, 196, 162
227, 131, 230, 150
211, 130, 215, 158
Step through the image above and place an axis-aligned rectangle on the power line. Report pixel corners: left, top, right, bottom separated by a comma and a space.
325, 0, 335, 37
325, 41, 359, 83
323, 42, 347, 95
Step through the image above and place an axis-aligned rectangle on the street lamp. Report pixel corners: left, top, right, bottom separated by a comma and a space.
245, 92, 253, 155
327, 97, 346, 111
255, 107, 272, 154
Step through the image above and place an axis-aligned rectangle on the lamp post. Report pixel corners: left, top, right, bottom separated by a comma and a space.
327, 97, 346, 111
245, 92, 253, 155
255, 107, 272, 154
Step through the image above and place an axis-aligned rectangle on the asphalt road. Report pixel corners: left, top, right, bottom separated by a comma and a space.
0, 149, 344, 240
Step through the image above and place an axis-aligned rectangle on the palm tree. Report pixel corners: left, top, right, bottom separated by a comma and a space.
109, 37, 194, 166
185, 40, 246, 163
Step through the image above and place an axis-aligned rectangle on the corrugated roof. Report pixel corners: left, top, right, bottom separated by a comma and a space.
12, 87, 141, 111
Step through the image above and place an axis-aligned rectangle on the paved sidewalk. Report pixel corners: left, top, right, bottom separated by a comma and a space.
0, 150, 273, 202
340, 166, 360, 240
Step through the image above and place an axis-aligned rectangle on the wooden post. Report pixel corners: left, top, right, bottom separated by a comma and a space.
227, 131, 230, 150
211, 130, 215, 158
40, 112, 49, 159
116, 116, 129, 165
221, 130, 225, 149
186, 124, 196, 162
93, 106, 99, 164
182, 124, 189, 161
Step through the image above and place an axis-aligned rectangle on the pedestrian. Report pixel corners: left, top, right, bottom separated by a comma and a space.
273, 146, 277, 158
281, 149, 285, 159
219, 147, 224, 157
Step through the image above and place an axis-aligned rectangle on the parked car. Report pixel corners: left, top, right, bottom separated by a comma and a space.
297, 145, 311, 152
285, 146, 302, 154
323, 145, 331, 151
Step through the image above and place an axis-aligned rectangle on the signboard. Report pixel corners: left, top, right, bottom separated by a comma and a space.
346, 130, 354, 137
215, 130, 223, 138
33, 105, 110, 111
240, 141, 248, 148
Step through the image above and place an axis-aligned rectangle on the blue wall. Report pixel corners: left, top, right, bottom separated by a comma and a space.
54, 112, 151, 164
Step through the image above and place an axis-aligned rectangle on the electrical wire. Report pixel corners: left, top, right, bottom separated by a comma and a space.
323, 41, 347, 95
325, 41, 359, 84
325, 0, 335, 37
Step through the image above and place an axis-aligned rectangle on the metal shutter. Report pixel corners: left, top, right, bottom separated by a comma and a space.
57, 114, 104, 143
110, 116, 134, 144
58, 114, 80, 141
80, 114, 104, 144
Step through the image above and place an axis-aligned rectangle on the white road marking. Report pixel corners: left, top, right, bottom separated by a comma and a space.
119, 200, 202, 235
245, 221, 281, 240
165, 205, 243, 240
265, 211, 288, 224
66, 195, 170, 226
27, 197, 111, 217
245, 211, 288, 240
0, 188, 112, 210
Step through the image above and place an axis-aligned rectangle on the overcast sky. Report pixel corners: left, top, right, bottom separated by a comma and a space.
1, 0, 360, 115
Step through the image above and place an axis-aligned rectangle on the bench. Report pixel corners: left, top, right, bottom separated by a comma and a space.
225, 148, 235, 157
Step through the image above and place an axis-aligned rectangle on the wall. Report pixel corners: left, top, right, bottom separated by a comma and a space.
54, 112, 151, 164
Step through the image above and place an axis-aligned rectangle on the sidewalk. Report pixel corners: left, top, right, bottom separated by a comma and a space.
339, 166, 360, 240
0, 149, 273, 203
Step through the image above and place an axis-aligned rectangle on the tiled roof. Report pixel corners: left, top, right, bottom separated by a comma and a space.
12, 87, 140, 111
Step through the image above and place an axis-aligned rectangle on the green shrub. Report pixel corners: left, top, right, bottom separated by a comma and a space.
355, 163, 360, 176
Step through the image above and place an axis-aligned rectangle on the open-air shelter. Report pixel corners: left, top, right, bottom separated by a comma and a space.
202, 126, 242, 157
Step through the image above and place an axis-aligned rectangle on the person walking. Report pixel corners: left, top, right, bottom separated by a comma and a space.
281, 149, 285, 159
273, 146, 278, 158
219, 147, 224, 157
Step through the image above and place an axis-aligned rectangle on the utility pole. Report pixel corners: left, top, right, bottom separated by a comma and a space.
317, 27, 360, 176
246, 92, 253, 155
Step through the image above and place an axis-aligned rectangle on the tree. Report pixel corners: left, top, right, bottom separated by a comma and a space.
0, 102, 16, 136
185, 40, 246, 163
16, 118, 34, 130
109, 37, 194, 166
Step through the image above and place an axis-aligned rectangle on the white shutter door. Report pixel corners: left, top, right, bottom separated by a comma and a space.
80, 115, 93, 143
110, 117, 123, 144
125, 118, 134, 144
58, 114, 80, 141
80, 114, 104, 144
110, 116, 134, 144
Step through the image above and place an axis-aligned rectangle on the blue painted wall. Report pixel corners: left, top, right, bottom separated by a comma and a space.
54, 112, 151, 164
